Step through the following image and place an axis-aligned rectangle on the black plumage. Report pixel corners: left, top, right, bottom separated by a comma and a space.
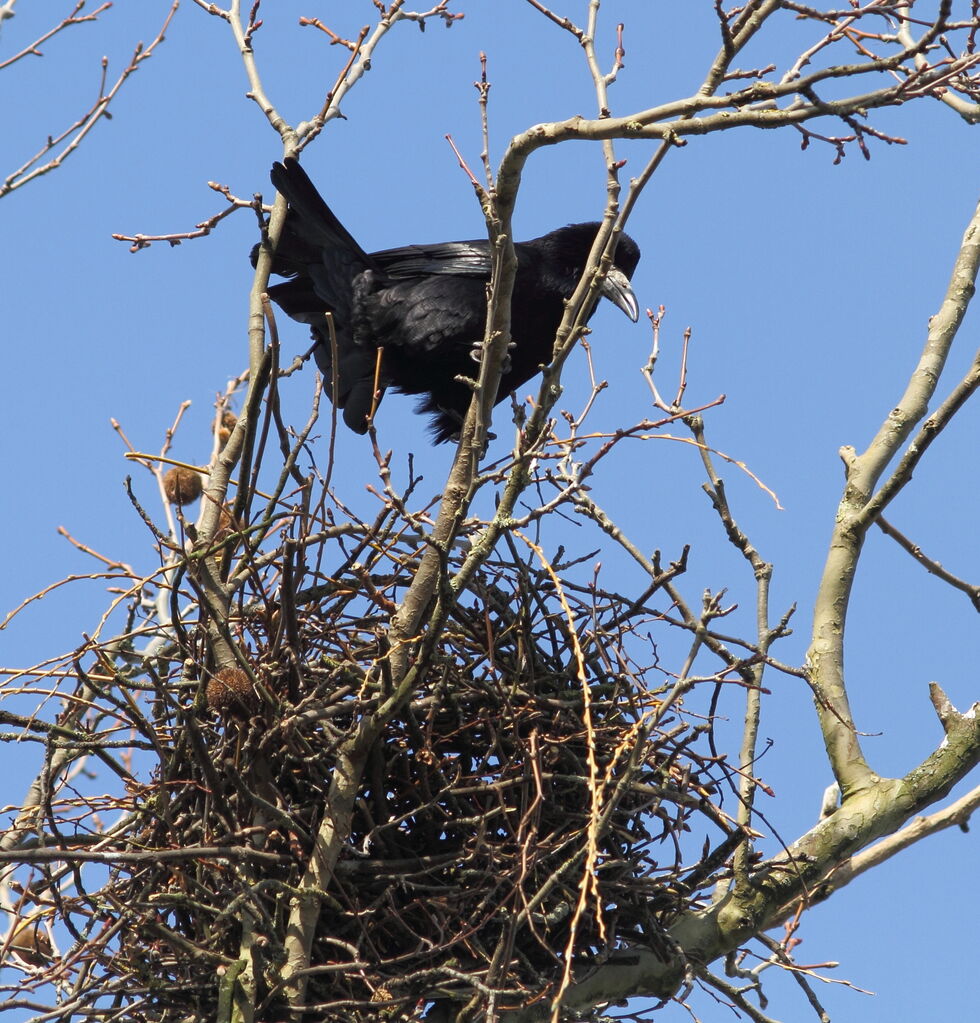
259, 157, 641, 443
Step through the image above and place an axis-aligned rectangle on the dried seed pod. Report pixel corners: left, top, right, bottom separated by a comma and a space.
163, 467, 204, 505
5, 920, 54, 967
206, 667, 257, 717
209, 506, 238, 570
264, 602, 282, 635
217, 410, 238, 448
215, 505, 236, 542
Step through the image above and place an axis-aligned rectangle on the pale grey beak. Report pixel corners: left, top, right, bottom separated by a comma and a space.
601, 267, 639, 322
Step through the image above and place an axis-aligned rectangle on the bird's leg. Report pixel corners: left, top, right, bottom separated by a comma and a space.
470, 339, 516, 374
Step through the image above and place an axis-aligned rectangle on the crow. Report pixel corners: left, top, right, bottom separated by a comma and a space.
259, 157, 640, 443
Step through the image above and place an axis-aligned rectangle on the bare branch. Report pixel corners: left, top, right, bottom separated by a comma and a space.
0, 1, 112, 73
876, 514, 980, 610
1, 3, 178, 198
807, 196, 980, 799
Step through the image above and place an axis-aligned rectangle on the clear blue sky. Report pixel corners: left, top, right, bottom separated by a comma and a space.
2, 3, 978, 1020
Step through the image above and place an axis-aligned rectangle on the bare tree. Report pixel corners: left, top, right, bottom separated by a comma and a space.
2, 3, 979, 1022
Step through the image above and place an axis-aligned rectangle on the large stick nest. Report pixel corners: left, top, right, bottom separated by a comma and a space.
8, 516, 738, 1022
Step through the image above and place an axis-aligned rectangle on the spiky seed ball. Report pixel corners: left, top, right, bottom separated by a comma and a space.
206, 667, 257, 716
217, 410, 238, 448
163, 467, 204, 505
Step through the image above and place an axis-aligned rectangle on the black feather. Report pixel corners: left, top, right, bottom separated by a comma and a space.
259, 157, 641, 443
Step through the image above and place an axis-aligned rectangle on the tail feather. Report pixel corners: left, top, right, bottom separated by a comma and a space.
270, 157, 377, 272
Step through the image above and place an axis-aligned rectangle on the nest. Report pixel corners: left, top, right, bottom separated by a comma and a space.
4, 489, 739, 1023
88, 543, 735, 1022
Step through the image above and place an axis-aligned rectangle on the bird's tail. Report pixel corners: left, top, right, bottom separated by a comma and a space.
268, 157, 377, 273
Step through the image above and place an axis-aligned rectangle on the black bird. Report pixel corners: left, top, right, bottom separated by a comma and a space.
260, 157, 641, 443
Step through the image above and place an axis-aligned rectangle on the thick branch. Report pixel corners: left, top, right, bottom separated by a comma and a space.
806, 197, 980, 799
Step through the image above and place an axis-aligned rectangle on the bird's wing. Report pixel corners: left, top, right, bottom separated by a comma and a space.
267, 277, 381, 434
267, 159, 380, 326
264, 277, 323, 323
371, 241, 492, 280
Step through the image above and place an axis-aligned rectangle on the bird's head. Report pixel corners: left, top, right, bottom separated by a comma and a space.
537, 222, 641, 322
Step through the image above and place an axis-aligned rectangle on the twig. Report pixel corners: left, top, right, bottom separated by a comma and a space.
1, 3, 178, 197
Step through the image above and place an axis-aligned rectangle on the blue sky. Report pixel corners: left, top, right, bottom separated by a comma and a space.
2, 3, 979, 1020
